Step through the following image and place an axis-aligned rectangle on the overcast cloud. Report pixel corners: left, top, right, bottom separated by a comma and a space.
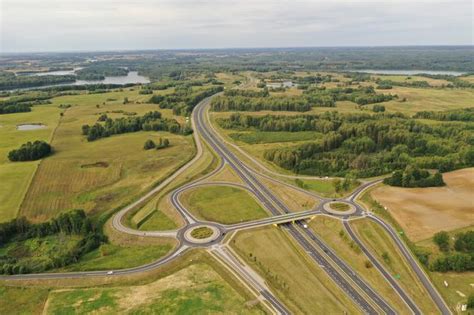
1, 0, 472, 52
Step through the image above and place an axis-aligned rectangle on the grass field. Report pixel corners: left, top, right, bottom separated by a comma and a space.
258, 175, 319, 212
371, 168, 474, 241
309, 216, 411, 313
46, 263, 263, 314
15, 89, 195, 222
294, 177, 360, 198
181, 185, 268, 224
231, 226, 361, 314
190, 227, 214, 239
229, 131, 321, 144
0, 103, 62, 221
329, 202, 350, 211
350, 218, 439, 314
380, 86, 474, 115
64, 242, 173, 271
371, 74, 451, 87
0, 286, 49, 315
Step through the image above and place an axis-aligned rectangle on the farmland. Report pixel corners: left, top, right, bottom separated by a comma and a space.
371, 168, 474, 241
13, 89, 195, 222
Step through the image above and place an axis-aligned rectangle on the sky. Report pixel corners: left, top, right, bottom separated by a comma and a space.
1, 0, 472, 52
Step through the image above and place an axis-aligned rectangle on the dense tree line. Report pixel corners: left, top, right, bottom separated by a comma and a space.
8, 140, 52, 161
224, 89, 269, 97
211, 95, 313, 112
375, 78, 431, 88
0, 210, 105, 274
414, 108, 474, 122
0, 93, 53, 114
383, 166, 445, 188
0, 71, 76, 90
149, 86, 223, 116
82, 111, 188, 141
212, 86, 394, 112
220, 112, 474, 177
303, 86, 396, 106
75, 66, 129, 80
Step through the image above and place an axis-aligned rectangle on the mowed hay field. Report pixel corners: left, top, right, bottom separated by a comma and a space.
371, 168, 474, 242
379, 86, 474, 115
19, 89, 195, 222
0, 103, 62, 221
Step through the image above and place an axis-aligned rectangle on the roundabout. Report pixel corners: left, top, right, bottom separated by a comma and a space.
323, 201, 356, 216
182, 224, 223, 245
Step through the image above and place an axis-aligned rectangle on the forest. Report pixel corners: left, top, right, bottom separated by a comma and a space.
219, 112, 474, 177
149, 85, 223, 115
0, 71, 76, 90
0, 210, 105, 274
211, 86, 395, 112
75, 66, 129, 80
82, 111, 189, 142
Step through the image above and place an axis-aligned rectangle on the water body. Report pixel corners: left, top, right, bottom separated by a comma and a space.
28, 68, 81, 76
17, 124, 46, 131
16, 71, 150, 91
351, 69, 466, 76
73, 71, 150, 85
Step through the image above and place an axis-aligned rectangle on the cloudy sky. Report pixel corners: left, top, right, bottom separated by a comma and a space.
1, 0, 472, 52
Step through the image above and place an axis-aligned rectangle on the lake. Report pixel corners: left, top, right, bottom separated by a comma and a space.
16, 71, 150, 91
351, 69, 466, 76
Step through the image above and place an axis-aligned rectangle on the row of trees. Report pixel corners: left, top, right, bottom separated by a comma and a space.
82, 111, 189, 142
383, 166, 445, 188
211, 95, 313, 112
8, 140, 52, 162
414, 108, 474, 122
0, 93, 53, 114
0, 71, 76, 90
149, 86, 223, 116
219, 112, 473, 177
75, 66, 129, 81
224, 89, 269, 97
0, 210, 105, 274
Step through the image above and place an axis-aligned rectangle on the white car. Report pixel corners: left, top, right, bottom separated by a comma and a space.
106, 271, 114, 275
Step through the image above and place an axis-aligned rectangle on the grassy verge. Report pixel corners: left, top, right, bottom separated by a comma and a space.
181, 185, 268, 224
350, 218, 439, 314
231, 226, 361, 314
309, 216, 411, 313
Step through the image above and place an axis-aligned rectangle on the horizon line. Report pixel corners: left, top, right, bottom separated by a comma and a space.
1, 44, 473, 55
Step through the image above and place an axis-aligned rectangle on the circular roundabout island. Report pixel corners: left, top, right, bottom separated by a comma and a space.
324, 201, 356, 215
183, 224, 221, 245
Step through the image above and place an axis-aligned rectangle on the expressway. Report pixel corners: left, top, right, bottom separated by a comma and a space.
1, 94, 452, 315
